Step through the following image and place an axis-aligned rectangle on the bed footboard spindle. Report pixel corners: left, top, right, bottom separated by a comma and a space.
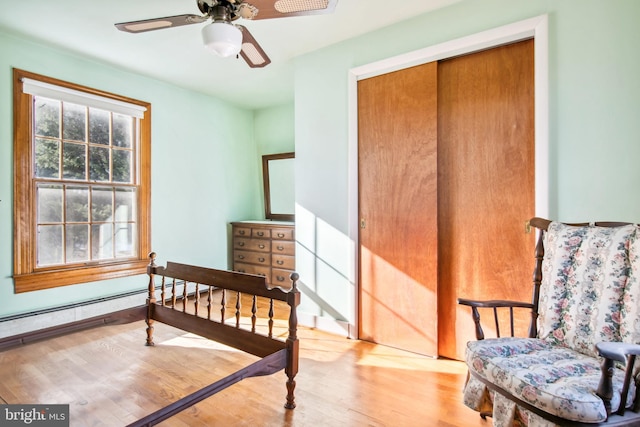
268, 299, 274, 338
182, 281, 188, 313
220, 289, 227, 322
171, 278, 177, 309
251, 295, 257, 333
194, 283, 200, 316
160, 277, 166, 306
207, 287, 213, 320
235, 292, 242, 328
145, 252, 157, 347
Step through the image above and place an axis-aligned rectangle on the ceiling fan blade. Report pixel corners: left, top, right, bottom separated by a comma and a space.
115, 14, 208, 33
243, 0, 338, 20
238, 25, 271, 68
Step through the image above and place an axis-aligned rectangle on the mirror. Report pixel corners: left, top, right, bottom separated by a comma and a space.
262, 152, 295, 221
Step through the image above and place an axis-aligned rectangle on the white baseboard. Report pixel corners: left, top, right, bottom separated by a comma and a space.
298, 312, 354, 338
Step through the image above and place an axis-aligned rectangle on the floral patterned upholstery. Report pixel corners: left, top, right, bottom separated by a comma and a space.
463, 221, 640, 424
537, 222, 639, 357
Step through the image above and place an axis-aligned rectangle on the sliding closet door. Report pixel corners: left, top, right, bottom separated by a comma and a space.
437, 39, 535, 360
358, 62, 439, 356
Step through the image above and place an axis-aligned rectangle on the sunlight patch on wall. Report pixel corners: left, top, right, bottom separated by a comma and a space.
295, 204, 355, 323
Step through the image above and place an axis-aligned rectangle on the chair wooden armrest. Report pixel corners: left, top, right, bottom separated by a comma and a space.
596, 342, 640, 417
458, 298, 534, 340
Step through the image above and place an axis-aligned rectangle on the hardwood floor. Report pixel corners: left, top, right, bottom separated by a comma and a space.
0, 319, 487, 426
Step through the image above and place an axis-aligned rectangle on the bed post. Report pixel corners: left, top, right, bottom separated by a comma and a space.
146, 252, 157, 347
285, 272, 301, 409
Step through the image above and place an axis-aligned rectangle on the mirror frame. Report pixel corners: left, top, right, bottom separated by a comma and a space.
262, 152, 295, 222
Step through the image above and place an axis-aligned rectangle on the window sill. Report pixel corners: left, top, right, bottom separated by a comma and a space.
13, 259, 148, 293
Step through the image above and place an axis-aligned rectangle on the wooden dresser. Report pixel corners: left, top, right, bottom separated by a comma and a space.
231, 221, 295, 287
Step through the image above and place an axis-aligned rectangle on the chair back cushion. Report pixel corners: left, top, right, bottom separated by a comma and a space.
537, 221, 639, 358
623, 229, 640, 345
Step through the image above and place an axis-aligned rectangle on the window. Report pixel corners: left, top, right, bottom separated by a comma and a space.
13, 69, 151, 293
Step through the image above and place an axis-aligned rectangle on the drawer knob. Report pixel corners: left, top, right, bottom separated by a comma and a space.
259, 257, 265, 262
277, 246, 284, 251
276, 276, 285, 282
259, 244, 265, 249
238, 255, 245, 259
238, 242, 245, 247
276, 260, 284, 265
257, 231, 264, 236
239, 230, 246, 235
277, 233, 285, 238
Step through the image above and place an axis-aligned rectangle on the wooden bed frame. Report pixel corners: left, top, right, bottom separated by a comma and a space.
128, 252, 300, 427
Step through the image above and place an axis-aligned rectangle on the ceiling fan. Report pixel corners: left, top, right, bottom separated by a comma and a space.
115, 0, 338, 68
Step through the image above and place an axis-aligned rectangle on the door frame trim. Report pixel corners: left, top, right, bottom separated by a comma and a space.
348, 14, 549, 338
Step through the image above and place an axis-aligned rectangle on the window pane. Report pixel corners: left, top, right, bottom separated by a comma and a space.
34, 98, 60, 138
113, 150, 132, 183
89, 108, 110, 145
89, 146, 110, 182
62, 103, 86, 142
63, 142, 86, 180
66, 224, 89, 263
113, 114, 132, 148
115, 188, 136, 221
34, 138, 60, 179
37, 184, 63, 223
115, 223, 135, 258
66, 186, 89, 222
91, 187, 113, 222
37, 225, 64, 266
92, 223, 113, 260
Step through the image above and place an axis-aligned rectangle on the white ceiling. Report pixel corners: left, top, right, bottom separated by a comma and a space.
0, 0, 460, 109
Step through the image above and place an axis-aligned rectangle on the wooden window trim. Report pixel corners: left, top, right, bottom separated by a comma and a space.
12, 69, 151, 293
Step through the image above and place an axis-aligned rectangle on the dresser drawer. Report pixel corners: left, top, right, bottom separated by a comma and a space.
252, 228, 271, 238
272, 254, 294, 270
233, 226, 251, 238
234, 238, 270, 252
234, 250, 271, 266
272, 268, 295, 287
271, 228, 294, 240
234, 262, 270, 279
272, 240, 295, 255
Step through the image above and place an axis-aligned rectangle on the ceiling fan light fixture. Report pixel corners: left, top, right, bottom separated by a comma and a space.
202, 21, 242, 58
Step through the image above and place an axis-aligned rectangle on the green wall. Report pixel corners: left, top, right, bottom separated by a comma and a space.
293, 0, 640, 326
253, 104, 295, 219
0, 31, 263, 317
254, 103, 295, 156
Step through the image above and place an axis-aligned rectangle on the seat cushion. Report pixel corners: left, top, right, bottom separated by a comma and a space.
465, 337, 634, 423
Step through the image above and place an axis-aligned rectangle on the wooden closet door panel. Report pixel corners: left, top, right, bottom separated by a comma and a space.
358, 62, 439, 356
437, 39, 536, 360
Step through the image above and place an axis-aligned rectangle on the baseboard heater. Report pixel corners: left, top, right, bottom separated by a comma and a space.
0, 305, 147, 351
0, 281, 204, 352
